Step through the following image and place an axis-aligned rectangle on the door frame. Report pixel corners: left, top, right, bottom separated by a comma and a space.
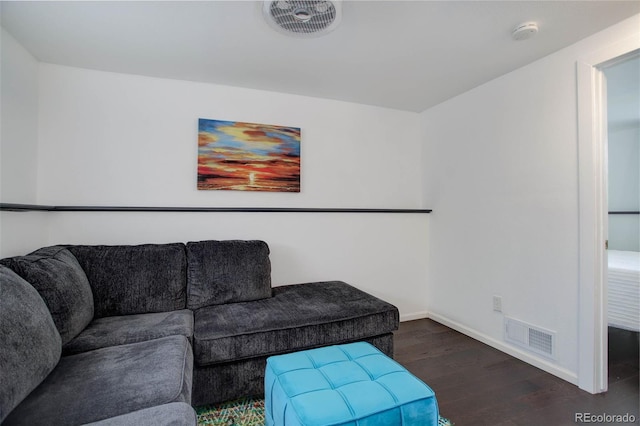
577, 36, 639, 394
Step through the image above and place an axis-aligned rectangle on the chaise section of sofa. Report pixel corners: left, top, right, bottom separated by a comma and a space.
193, 280, 398, 365
190, 282, 398, 404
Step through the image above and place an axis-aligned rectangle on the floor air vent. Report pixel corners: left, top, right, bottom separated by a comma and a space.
504, 317, 555, 359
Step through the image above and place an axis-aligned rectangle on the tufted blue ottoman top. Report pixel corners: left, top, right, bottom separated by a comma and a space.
265, 342, 439, 426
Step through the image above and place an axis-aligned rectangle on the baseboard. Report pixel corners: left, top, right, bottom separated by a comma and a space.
400, 311, 429, 322
428, 312, 578, 385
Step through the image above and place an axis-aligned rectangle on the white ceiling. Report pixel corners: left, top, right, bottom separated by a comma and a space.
1, 1, 639, 112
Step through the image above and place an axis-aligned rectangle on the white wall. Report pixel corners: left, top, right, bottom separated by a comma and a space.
605, 56, 639, 252
1, 28, 38, 202
37, 64, 421, 208
608, 124, 640, 251
31, 64, 428, 319
420, 15, 640, 383
0, 28, 49, 257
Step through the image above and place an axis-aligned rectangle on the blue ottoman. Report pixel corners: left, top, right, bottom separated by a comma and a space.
265, 342, 439, 426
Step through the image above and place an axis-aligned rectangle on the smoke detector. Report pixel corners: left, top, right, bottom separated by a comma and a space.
263, 1, 342, 38
512, 22, 538, 41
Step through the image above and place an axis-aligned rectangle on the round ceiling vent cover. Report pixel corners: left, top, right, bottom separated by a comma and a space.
263, 1, 342, 37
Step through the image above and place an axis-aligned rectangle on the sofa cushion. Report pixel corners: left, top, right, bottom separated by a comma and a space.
193, 281, 399, 366
186, 240, 272, 309
81, 402, 197, 426
0, 266, 62, 423
3, 335, 193, 426
67, 243, 187, 318
0, 246, 94, 345
64, 309, 194, 355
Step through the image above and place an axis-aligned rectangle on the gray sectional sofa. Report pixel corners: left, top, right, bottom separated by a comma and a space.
0, 240, 399, 425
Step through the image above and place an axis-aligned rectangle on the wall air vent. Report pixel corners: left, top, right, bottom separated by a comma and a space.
504, 317, 555, 359
263, 1, 342, 38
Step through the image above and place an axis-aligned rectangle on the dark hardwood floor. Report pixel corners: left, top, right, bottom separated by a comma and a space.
394, 319, 639, 426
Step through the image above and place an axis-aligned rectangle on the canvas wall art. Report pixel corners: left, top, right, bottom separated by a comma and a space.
197, 119, 301, 192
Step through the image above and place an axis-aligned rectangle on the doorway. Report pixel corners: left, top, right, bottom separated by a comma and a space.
602, 53, 640, 393
577, 37, 639, 394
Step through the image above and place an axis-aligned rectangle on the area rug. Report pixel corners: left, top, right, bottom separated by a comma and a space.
196, 397, 453, 425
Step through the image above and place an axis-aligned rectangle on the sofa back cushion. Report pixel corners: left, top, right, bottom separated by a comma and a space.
186, 240, 272, 309
0, 246, 94, 345
67, 243, 187, 318
0, 266, 62, 423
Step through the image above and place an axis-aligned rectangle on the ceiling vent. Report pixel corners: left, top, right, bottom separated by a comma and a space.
263, 1, 342, 38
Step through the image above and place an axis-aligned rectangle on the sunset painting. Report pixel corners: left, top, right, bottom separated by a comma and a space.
197, 119, 301, 192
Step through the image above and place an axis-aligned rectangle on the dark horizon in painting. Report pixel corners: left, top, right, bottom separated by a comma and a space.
198, 119, 301, 192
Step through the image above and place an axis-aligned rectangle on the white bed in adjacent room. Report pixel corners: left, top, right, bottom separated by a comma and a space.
608, 250, 640, 332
